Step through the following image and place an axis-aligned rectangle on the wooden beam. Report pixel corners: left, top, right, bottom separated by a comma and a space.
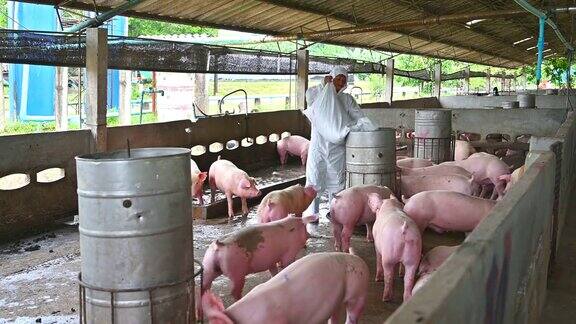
85, 28, 108, 153
0, 63, 4, 132
464, 66, 470, 95
486, 68, 491, 93
296, 49, 309, 110
384, 58, 394, 104
434, 62, 441, 98
55, 66, 68, 131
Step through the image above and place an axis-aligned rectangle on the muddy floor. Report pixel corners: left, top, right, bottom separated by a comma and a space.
0, 162, 464, 323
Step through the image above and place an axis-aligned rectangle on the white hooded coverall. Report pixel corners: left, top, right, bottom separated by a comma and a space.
303, 67, 371, 215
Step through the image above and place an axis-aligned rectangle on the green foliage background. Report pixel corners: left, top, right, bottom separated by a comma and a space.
127, 18, 217, 37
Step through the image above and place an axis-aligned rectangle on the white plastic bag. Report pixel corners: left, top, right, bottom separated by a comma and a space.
350, 117, 378, 132
304, 84, 352, 144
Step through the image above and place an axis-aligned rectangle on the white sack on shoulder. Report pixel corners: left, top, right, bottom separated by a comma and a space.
305, 83, 352, 144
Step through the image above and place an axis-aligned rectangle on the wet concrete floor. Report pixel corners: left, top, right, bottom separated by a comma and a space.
0, 163, 464, 323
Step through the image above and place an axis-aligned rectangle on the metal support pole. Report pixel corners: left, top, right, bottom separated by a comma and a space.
296, 49, 309, 110
536, 16, 546, 86
384, 59, 394, 104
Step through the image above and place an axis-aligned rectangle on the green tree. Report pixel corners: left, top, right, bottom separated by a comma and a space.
128, 18, 217, 37
0, 0, 7, 28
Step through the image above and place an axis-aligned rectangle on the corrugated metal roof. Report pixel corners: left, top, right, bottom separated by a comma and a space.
18, 0, 576, 68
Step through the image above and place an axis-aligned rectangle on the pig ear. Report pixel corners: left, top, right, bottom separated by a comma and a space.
498, 174, 512, 182
198, 172, 208, 182
240, 178, 251, 188
302, 214, 318, 224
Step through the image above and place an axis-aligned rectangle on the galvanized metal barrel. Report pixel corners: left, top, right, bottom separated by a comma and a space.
76, 148, 193, 324
414, 109, 453, 163
518, 93, 536, 108
346, 128, 396, 191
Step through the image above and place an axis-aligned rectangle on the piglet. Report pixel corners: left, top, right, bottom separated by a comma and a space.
403, 190, 496, 233
209, 157, 261, 220
257, 184, 317, 223
201, 215, 316, 301
191, 159, 208, 205
276, 135, 310, 166
330, 185, 393, 253
202, 252, 369, 324
413, 245, 459, 295
400, 174, 479, 198
397, 157, 435, 169
368, 194, 422, 302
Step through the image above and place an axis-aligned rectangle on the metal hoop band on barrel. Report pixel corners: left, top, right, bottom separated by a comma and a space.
78, 259, 203, 324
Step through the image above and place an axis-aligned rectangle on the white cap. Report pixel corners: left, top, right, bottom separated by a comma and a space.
329, 66, 348, 79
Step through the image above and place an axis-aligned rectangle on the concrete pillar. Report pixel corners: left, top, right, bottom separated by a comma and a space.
384, 59, 394, 104
55, 66, 69, 131
213, 73, 218, 95
464, 66, 470, 95
119, 70, 132, 125
296, 49, 309, 110
86, 28, 108, 153
194, 73, 208, 114
433, 62, 441, 99
486, 69, 491, 94
0, 63, 4, 132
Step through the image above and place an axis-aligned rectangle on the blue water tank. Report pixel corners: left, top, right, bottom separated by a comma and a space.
8, 2, 56, 121
8, 2, 128, 121
106, 17, 128, 111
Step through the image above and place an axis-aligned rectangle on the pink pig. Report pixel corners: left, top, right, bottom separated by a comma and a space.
442, 152, 511, 199
209, 157, 261, 220
400, 174, 479, 198
454, 140, 477, 161
202, 252, 369, 324
418, 245, 459, 275
257, 184, 317, 223
397, 157, 435, 169
276, 135, 310, 166
400, 164, 472, 178
412, 245, 459, 294
498, 165, 525, 195
201, 215, 316, 301
329, 185, 393, 253
191, 159, 208, 205
403, 190, 496, 233
368, 195, 422, 302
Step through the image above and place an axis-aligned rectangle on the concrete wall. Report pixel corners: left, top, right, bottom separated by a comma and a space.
364, 108, 567, 139
0, 130, 92, 241
0, 110, 310, 241
439, 95, 576, 109
387, 152, 556, 323
528, 112, 576, 259
360, 97, 440, 109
